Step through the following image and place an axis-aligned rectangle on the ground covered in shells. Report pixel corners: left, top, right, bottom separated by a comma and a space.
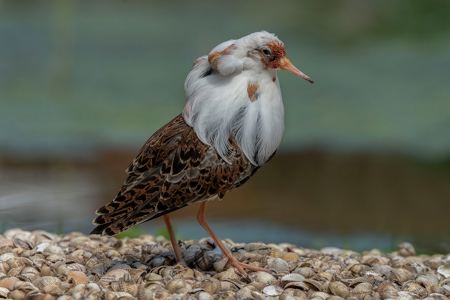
0, 229, 449, 300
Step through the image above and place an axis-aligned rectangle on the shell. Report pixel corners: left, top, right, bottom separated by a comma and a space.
391, 268, 415, 283
329, 281, 350, 298
66, 263, 86, 273
417, 274, 439, 294
215, 268, 241, 281
197, 250, 220, 271
13, 281, 39, 292
294, 267, 315, 278
398, 290, 423, 299
0, 262, 10, 274
0, 276, 20, 291
182, 245, 202, 266
438, 264, 450, 278
213, 257, 228, 273
105, 291, 135, 300
348, 263, 372, 276
103, 269, 129, 279
372, 264, 391, 276
398, 242, 416, 257
403, 281, 428, 298
302, 278, 322, 290
267, 258, 289, 273
310, 291, 331, 300
245, 242, 268, 252
376, 282, 398, 299
281, 288, 308, 299
284, 281, 312, 291
425, 256, 444, 270
281, 253, 300, 262
18, 272, 40, 282
8, 267, 23, 277
425, 293, 449, 300
220, 280, 240, 292
145, 273, 163, 281
10, 289, 27, 300
42, 245, 64, 256
200, 278, 221, 295
21, 266, 40, 275
145, 284, 169, 300
166, 278, 190, 294
13, 238, 34, 250
66, 271, 88, 285
137, 285, 154, 300
86, 283, 101, 292
262, 285, 283, 296
341, 276, 372, 287
444, 285, 450, 294
0, 238, 14, 248
215, 291, 236, 300
33, 276, 62, 289
112, 277, 139, 297
281, 273, 305, 285
0, 287, 9, 298
269, 248, 282, 258
235, 287, 255, 300
352, 282, 373, 298
318, 271, 333, 281
251, 271, 276, 285
198, 291, 214, 300
0, 253, 16, 262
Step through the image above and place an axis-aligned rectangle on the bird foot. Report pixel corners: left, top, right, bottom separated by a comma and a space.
225, 257, 271, 276
176, 261, 188, 268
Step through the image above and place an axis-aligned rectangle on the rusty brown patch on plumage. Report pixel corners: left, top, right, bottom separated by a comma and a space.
266, 40, 286, 69
272, 77, 276, 82
208, 44, 236, 70
247, 83, 259, 102
208, 52, 221, 69
222, 44, 236, 55
193, 57, 205, 67
91, 114, 260, 236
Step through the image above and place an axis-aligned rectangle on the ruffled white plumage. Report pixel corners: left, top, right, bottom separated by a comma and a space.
183, 31, 285, 166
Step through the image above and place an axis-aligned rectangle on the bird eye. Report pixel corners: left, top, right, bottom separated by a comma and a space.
262, 49, 272, 56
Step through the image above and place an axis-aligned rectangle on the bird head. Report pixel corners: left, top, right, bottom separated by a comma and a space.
206, 31, 313, 83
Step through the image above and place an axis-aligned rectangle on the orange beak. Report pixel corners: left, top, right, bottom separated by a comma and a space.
279, 58, 314, 83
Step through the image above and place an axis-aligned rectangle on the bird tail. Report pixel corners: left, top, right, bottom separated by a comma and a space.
90, 188, 154, 236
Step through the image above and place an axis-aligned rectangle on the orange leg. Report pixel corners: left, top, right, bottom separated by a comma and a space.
163, 214, 186, 266
196, 201, 271, 276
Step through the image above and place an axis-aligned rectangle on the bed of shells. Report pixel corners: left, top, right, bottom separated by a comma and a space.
0, 229, 449, 300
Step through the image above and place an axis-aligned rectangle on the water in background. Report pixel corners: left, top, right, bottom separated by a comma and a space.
1, 0, 449, 253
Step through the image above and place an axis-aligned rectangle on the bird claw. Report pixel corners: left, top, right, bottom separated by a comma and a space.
225, 257, 271, 276
176, 261, 188, 268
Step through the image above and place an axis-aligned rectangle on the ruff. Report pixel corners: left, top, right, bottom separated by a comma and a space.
91, 31, 313, 276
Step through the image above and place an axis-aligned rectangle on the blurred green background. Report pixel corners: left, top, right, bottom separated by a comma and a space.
1, 0, 449, 253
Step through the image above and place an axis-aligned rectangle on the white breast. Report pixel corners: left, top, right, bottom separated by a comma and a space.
183, 58, 284, 166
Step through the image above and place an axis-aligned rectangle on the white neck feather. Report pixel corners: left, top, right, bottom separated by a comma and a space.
182, 57, 284, 166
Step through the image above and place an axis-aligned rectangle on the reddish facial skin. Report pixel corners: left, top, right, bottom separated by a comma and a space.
267, 41, 287, 69
259, 41, 314, 83
257, 40, 287, 69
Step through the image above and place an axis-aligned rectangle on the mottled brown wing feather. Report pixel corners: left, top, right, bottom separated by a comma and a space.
91, 114, 257, 236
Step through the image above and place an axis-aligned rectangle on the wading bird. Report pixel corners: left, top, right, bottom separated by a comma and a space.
91, 31, 313, 276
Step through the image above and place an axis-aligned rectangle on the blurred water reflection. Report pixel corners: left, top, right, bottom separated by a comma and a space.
1, 151, 449, 253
